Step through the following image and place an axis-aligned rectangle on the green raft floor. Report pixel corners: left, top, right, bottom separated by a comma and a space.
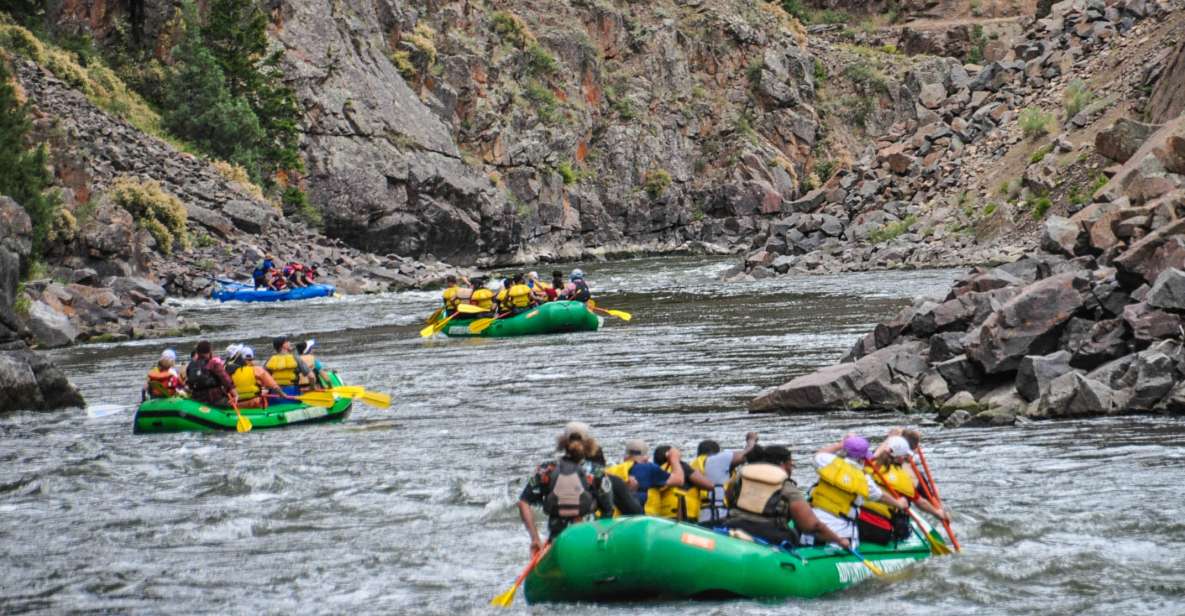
442, 300, 601, 338
133, 372, 352, 434
524, 516, 937, 604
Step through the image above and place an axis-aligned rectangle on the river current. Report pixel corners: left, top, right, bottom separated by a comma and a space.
2, 257, 1183, 614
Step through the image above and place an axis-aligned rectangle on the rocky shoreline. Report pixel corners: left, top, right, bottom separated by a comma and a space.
750, 113, 1185, 426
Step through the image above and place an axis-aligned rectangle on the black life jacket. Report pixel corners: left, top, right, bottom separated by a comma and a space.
186, 357, 219, 393
571, 279, 591, 302
543, 460, 596, 519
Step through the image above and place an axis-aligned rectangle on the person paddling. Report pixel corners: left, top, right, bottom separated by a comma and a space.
186, 340, 237, 408
144, 348, 186, 400
252, 254, 277, 289
265, 335, 314, 396
722, 445, 851, 550
804, 435, 907, 549
517, 424, 614, 554
226, 346, 289, 409
560, 269, 591, 302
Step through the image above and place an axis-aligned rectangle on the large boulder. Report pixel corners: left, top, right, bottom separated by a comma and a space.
750, 341, 926, 412
1095, 118, 1160, 163
1146, 268, 1185, 311
1016, 350, 1074, 401
1122, 302, 1183, 342
1037, 372, 1126, 417
1101, 118, 1185, 205
23, 300, 79, 349
1113, 218, 1185, 287
1040, 216, 1082, 256
1148, 37, 1185, 124
0, 350, 85, 412
965, 272, 1091, 373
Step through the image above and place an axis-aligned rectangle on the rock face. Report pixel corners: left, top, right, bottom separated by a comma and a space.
0, 197, 85, 413
1148, 36, 1185, 124
751, 114, 1185, 425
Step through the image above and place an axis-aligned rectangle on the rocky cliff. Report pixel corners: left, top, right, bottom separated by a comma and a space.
0, 195, 85, 413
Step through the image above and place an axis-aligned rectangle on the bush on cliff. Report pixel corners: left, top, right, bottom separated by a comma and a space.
0, 58, 57, 260
108, 176, 189, 255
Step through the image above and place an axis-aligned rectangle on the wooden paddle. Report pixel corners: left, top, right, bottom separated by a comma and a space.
847, 546, 885, 577
867, 461, 952, 556
914, 448, 962, 552
420, 304, 486, 337
490, 542, 552, 607
231, 399, 252, 433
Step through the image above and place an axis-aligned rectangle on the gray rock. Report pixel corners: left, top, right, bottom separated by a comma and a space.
23, 301, 79, 349
929, 331, 966, 362
965, 272, 1091, 373
919, 83, 946, 109
1041, 216, 1081, 256
934, 354, 985, 392
1061, 317, 1129, 368
0, 350, 85, 412
1038, 372, 1126, 417
944, 390, 979, 411
919, 371, 951, 402
105, 277, 168, 304
1129, 350, 1176, 410
943, 409, 974, 428
1016, 350, 1073, 401
750, 341, 927, 412
1095, 118, 1161, 163
1122, 302, 1183, 341
221, 199, 274, 235
1146, 268, 1185, 311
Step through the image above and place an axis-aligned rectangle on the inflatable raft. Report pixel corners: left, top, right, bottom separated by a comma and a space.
211, 281, 335, 303
442, 300, 600, 338
133, 373, 352, 434
523, 516, 937, 603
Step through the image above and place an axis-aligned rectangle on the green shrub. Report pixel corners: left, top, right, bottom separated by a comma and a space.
0, 59, 59, 260
643, 168, 672, 199
1019, 107, 1053, 139
556, 161, 578, 185
781, 0, 807, 21
1030, 144, 1053, 164
1068, 188, 1088, 207
1090, 173, 1109, 195
1063, 79, 1092, 121
108, 177, 190, 254
1030, 196, 1052, 220
869, 214, 918, 243
746, 58, 763, 86
491, 11, 534, 48
525, 42, 558, 76
13, 282, 31, 317
815, 159, 836, 182
843, 63, 889, 95
524, 80, 559, 123
604, 85, 634, 120
813, 58, 827, 83
282, 186, 321, 228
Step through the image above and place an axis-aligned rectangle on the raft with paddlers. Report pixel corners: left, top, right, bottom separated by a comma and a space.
211, 279, 335, 303
441, 300, 601, 338
521, 516, 939, 604
133, 372, 355, 433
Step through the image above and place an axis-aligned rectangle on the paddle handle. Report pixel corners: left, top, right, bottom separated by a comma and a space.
515, 541, 552, 586
912, 455, 961, 552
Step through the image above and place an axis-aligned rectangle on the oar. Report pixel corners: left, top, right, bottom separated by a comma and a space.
868, 461, 952, 556
419, 304, 485, 337
231, 399, 252, 433
331, 386, 392, 409
914, 449, 962, 552
297, 391, 336, 408
469, 310, 513, 334
425, 306, 444, 324
847, 546, 884, 577
590, 305, 632, 321
490, 542, 552, 607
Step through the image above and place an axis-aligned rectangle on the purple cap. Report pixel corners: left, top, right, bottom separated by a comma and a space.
842, 435, 870, 461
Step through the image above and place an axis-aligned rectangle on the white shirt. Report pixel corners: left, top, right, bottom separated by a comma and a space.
807, 452, 884, 547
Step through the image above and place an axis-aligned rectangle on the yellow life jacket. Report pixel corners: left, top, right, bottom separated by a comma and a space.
266, 353, 297, 386
644, 463, 698, 521
690, 454, 712, 516
471, 288, 494, 310
508, 283, 533, 308
442, 285, 459, 311
231, 365, 260, 401
862, 463, 916, 518
810, 456, 871, 518
602, 460, 635, 518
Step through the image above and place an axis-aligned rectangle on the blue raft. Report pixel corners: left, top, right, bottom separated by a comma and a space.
211, 281, 336, 303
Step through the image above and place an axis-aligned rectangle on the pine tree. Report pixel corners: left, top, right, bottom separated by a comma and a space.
0, 60, 57, 260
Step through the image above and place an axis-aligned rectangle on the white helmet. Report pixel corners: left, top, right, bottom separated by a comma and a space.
885, 435, 913, 459
570, 268, 585, 281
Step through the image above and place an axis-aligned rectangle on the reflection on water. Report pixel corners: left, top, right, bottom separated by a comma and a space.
2, 257, 1183, 614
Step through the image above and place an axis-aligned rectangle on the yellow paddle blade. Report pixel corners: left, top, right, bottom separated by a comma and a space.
331, 386, 364, 397
863, 559, 885, 576
236, 414, 252, 433
468, 318, 495, 334
489, 583, 520, 608
605, 309, 632, 321
926, 531, 954, 556
420, 321, 440, 337
298, 392, 336, 408
359, 390, 392, 408
425, 306, 444, 324
456, 303, 487, 314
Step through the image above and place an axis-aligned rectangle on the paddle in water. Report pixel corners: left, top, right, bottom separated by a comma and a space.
585, 299, 631, 321
468, 311, 511, 334
420, 304, 486, 337
867, 461, 952, 556
490, 542, 552, 607
914, 448, 961, 552
330, 386, 392, 408
847, 546, 885, 577
231, 399, 252, 433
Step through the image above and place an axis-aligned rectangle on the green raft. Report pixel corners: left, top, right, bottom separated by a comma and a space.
132, 372, 352, 434
442, 300, 600, 338
524, 516, 936, 603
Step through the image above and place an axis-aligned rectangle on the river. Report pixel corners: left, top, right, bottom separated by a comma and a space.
2, 257, 1183, 614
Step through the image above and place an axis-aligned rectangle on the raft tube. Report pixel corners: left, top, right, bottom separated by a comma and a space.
523, 516, 936, 604
133, 373, 352, 434
211, 281, 335, 303
442, 300, 600, 338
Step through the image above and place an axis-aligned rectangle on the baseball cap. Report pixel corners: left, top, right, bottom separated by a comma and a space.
625, 439, 648, 456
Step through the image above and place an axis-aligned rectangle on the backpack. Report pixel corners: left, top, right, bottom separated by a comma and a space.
186, 358, 219, 392
543, 460, 596, 519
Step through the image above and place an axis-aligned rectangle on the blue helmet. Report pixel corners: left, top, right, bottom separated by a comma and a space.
570, 268, 585, 281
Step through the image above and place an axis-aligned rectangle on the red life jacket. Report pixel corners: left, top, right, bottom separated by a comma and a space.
146, 368, 181, 398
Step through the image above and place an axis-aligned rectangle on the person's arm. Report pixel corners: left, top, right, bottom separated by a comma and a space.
913, 494, 948, 521
254, 366, 286, 396
516, 500, 545, 554
688, 467, 714, 490
788, 500, 851, 550
594, 472, 615, 518
730, 432, 759, 467
663, 451, 685, 487
817, 440, 844, 456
